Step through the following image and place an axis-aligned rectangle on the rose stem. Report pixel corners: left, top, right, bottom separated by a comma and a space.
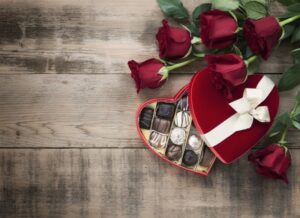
278, 100, 299, 150
279, 14, 300, 26
244, 55, 257, 67
166, 56, 203, 72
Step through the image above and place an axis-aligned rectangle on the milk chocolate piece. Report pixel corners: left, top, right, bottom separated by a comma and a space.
199, 147, 215, 167
156, 103, 175, 120
183, 150, 198, 166
149, 131, 167, 149
152, 118, 171, 134
166, 145, 182, 161
139, 108, 154, 129
170, 128, 186, 145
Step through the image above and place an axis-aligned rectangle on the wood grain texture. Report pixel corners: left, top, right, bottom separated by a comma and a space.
0, 0, 295, 75
0, 0, 299, 218
0, 149, 299, 218
0, 74, 299, 148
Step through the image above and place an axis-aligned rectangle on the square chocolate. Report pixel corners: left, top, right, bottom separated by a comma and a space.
156, 102, 175, 120
139, 107, 154, 129
152, 118, 171, 134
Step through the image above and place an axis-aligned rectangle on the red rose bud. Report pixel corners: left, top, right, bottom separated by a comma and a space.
128, 59, 167, 93
248, 144, 291, 184
244, 16, 282, 60
156, 20, 192, 60
205, 53, 246, 99
200, 10, 238, 49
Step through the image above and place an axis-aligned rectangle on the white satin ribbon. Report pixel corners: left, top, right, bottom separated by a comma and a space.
201, 76, 275, 148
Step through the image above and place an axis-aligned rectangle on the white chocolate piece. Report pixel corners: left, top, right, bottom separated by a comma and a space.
170, 128, 186, 145
174, 111, 190, 128
188, 135, 201, 150
149, 131, 167, 149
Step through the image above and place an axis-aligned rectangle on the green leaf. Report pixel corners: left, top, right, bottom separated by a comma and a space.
192, 3, 211, 23
247, 56, 262, 75
269, 113, 291, 137
277, 0, 300, 6
212, 0, 239, 11
292, 114, 300, 129
232, 45, 243, 56
292, 48, 300, 64
287, 3, 300, 13
157, 0, 189, 21
278, 64, 300, 91
292, 120, 300, 129
293, 97, 300, 116
291, 26, 300, 43
281, 24, 296, 40
244, 1, 268, 19
185, 22, 198, 36
232, 10, 248, 21
269, 122, 286, 137
240, 0, 267, 6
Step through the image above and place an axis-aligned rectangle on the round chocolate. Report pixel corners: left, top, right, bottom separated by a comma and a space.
170, 128, 186, 145
174, 111, 190, 128
166, 145, 182, 161
188, 135, 201, 150
183, 150, 198, 166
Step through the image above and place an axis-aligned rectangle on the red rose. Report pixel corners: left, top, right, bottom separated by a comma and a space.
128, 59, 167, 93
200, 10, 238, 49
156, 20, 192, 60
205, 53, 246, 99
244, 16, 282, 60
248, 144, 291, 184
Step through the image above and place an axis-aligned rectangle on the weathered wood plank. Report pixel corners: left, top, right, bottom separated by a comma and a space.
0, 74, 299, 148
0, 0, 294, 74
0, 148, 299, 218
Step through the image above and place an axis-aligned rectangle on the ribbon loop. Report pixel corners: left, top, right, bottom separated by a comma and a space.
229, 87, 271, 126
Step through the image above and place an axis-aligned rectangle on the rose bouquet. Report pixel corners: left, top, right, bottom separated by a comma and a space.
128, 0, 300, 183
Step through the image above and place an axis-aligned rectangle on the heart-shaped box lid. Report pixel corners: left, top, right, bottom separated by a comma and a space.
188, 68, 279, 164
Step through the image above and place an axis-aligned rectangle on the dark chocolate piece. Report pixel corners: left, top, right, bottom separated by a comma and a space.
178, 95, 188, 111
183, 150, 198, 166
166, 145, 182, 161
139, 108, 154, 129
152, 118, 171, 134
156, 103, 175, 120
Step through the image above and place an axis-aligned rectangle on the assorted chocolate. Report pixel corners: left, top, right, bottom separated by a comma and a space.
139, 108, 154, 129
170, 127, 186, 145
138, 92, 216, 173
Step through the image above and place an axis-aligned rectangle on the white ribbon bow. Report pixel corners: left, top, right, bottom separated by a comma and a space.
201, 76, 275, 148
229, 88, 271, 131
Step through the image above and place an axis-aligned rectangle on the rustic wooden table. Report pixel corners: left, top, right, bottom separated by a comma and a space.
0, 0, 299, 217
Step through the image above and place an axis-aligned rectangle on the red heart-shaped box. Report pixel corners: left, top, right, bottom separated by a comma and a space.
136, 68, 279, 175
189, 68, 279, 164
